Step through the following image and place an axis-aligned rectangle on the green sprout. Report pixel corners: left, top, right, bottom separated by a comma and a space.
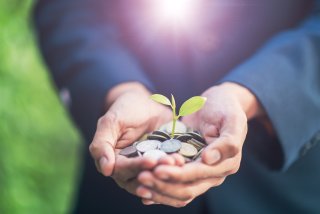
150, 94, 207, 138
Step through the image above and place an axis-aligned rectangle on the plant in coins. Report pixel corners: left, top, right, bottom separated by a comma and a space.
150, 94, 207, 138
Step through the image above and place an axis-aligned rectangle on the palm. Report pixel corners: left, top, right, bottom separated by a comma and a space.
109, 91, 172, 149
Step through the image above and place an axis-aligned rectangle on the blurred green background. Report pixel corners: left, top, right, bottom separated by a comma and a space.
0, 0, 82, 213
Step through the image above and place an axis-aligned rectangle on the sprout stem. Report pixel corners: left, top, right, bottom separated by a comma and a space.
171, 107, 177, 138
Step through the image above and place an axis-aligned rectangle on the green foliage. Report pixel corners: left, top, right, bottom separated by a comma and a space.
150, 94, 171, 106
151, 94, 206, 138
178, 96, 207, 117
0, 1, 82, 214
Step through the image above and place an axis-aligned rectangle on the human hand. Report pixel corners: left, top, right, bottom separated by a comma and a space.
136, 82, 262, 207
89, 82, 172, 190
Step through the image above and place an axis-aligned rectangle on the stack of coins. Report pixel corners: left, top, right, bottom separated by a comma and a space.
119, 121, 207, 162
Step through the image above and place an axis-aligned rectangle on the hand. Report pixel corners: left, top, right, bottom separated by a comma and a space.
89, 82, 172, 188
113, 153, 185, 196
136, 82, 262, 207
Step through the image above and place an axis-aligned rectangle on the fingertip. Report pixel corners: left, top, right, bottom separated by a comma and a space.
171, 153, 185, 166
136, 186, 152, 199
99, 157, 114, 176
202, 149, 221, 165
154, 165, 176, 180
142, 199, 156, 205
158, 156, 175, 165
138, 170, 153, 182
141, 157, 158, 168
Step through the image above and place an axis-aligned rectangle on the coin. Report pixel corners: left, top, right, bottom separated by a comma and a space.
179, 143, 198, 157
139, 133, 149, 141
136, 140, 161, 153
188, 138, 206, 148
192, 148, 204, 161
152, 130, 171, 139
143, 149, 167, 160
147, 134, 168, 142
175, 134, 193, 142
187, 132, 206, 143
160, 121, 187, 134
186, 140, 202, 150
119, 145, 138, 157
161, 139, 182, 153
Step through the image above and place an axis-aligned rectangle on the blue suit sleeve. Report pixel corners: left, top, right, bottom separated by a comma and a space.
222, 11, 320, 171
33, 0, 154, 135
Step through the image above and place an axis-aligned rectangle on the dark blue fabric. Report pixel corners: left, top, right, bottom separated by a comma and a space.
222, 14, 320, 171
33, 0, 320, 213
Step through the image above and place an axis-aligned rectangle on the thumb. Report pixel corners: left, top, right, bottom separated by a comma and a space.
201, 114, 246, 165
89, 112, 120, 176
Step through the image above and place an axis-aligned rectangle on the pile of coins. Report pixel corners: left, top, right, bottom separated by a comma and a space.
119, 121, 207, 162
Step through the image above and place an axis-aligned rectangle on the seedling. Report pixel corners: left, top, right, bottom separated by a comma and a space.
150, 94, 207, 138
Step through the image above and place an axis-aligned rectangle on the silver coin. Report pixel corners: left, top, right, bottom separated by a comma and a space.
136, 140, 161, 153
119, 145, 138, 157
147, 134, 168, 142
188, 132, 206, 143
175, 134, 193, 142
188, 138, 206, 148
159, 121, 187, 134
152, 130, 171, 139
192, 148, 204, 161
143, 149, 167, 160
161, 139, 182, 153
179, 143, 198, 157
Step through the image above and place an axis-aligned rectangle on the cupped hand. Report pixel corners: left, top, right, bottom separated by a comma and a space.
89, 82, 172, 178
136, 82, 262, 207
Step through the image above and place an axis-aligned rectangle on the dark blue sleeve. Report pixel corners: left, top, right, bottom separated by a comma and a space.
33, 0, 154, 135
222, 11, 320, 171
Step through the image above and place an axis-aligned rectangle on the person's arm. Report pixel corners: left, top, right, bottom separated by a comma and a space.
33, 0, 154, 136
136, 8, 320, 207
222, 11, 320, 171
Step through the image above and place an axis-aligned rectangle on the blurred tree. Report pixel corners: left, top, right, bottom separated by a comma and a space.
0, 0, 82, 213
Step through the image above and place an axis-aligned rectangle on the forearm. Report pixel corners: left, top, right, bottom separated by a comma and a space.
106, 82, 152, 110
220, 13, 320, 170
33, 0, 154, 138
217, 82, 263, 120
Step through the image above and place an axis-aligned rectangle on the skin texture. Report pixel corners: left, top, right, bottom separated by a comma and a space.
89, 82, 262, 207
89, 82, 172, 192
137, 83, 262, 207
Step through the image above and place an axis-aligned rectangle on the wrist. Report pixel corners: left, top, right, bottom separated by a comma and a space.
105, 82, 151, 109
218, 82, 263, 119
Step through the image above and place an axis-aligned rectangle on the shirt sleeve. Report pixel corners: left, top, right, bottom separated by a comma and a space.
221, 11, 320, 171
33, 0, 154, 135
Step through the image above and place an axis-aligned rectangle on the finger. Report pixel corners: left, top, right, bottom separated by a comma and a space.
170, 153, 185, 166
116, 127, 148, 149
202, 139, 237, 166
116, 178, 140, 196
201, 123, 220, 139
221, 112, 247, 141
201, 114, 247, 165
137, 186, 190, 208
89, 112, 121, 176
158, 155, 176, 166
141, 199, 159, 205
157, 153, 185, 166
138, 171, 224, 201
90, 143, 115, 177
113, 154, 158, 180
153, 158, 239, 182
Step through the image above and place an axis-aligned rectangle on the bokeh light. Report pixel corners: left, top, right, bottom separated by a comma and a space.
151, 0, 197, 28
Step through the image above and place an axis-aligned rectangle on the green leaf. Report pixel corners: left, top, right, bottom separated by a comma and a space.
171, 94, 176, 110
178, 96, 207, 116
150, 94, 171, 106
